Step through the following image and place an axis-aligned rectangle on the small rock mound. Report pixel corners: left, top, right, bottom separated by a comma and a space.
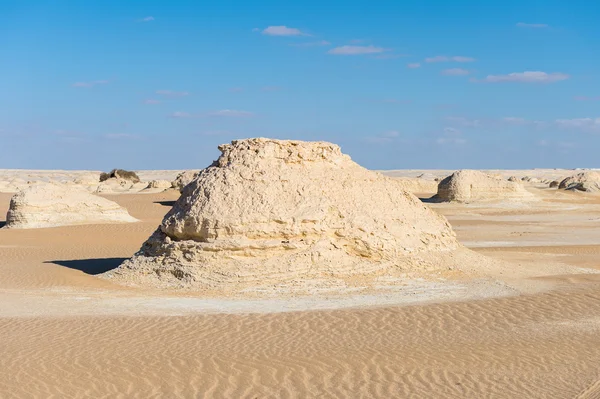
508, 176, 519, 182
171, 170, 201, 192
5, 184, 137, 229
433, 170, 533, 203
549, 180, 560, 188
105, 138, 463, 293
558, 171, 600, 192
100, 169, 140, 183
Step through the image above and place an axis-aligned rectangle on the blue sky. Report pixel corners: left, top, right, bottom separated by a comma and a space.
1, 0, 599, 170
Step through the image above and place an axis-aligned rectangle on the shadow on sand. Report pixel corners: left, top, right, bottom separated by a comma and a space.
419, 196, 439, 204
45, 258, 127, 275
154, 200, 177, 207
0, 221, 6, 228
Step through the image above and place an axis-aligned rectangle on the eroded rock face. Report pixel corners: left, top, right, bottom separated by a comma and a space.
106, 138, 461, 292
5, 184, 137, 229
433, 170, 533, 203
171, 170, 201, 193
559, 171, 600, 192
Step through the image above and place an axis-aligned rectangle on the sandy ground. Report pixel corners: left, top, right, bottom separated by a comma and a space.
1, 172, 600, 398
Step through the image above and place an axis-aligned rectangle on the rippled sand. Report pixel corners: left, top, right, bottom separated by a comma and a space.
1, 184, 600, 398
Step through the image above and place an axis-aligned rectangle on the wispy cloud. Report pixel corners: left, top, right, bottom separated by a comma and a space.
478, 71, 569, 83
72, 80, 109, 88
441, 68, 471, 76
144, 99, 161, 104
208, 109, 255, 117
407, 62, 421, 69
365, 130, 401, 144
379, 99, 412, 104
140, 16, 155, 22
555, 118, 600, 132
169, 109, 255, 118
425, 56, 475, 63
574, 95, 600, 101
289, 40, 331, 47
516, 22, 548, 28
446, 116, 481, 127
261, 86, 283, 92
104, 133, 141, 139
156, 90, 189, 97
373, 54, 406, 60
328, 45, 387, 55
436, 127, 467, 145
169, 111, 195, 118
261, 26, 308, 36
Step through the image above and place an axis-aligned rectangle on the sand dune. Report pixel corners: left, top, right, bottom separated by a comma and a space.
2, 172, 600, 397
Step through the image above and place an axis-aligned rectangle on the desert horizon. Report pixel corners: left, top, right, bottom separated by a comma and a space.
2, 141, 600, 397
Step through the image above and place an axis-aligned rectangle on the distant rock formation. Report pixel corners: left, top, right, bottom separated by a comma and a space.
171, 170, 201, 192
559, 171, 600, 192
432, 170, 533, 203
5, 184, 137, 229
105, 138, 464, 293
100, 169, 141, 183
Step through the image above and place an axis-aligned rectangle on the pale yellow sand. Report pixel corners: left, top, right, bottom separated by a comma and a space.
1, 181, 600, 398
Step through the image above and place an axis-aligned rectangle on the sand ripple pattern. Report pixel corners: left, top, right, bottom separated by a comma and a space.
2, 288, 600, 398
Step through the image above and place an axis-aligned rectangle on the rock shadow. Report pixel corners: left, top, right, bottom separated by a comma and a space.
154, 200, 177, 207
0, 221, 6, 228
45, 257, 127, 275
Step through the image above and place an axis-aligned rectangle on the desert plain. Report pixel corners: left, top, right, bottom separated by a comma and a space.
1, 159, 600, 398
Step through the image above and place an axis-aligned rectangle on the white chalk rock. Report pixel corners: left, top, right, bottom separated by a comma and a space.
434, 170, 534, 203
107, 138, 461, 292
5, 184, 137, 229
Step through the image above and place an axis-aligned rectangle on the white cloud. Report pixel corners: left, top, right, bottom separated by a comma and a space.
156, 90, 189, 97
365, 130, 401, 144
72, 80, 109, 88
407, 62, 421, 69
502, 117, 529, 125
144, 99, 161, 104
169, 111, 194, 118
141, 16, 155, 22
262, 26, 308, 36
261, 86, 283, 92
480, 71, 569, 83
328, 45, 387, 55
208, 109, 255, 117
425, 56, 475, 63
555, 118, 600, 132
289, 40, 331, 47
574, 96, 600, 101
446, 117, 480, 127
516, 22, 548, 28
441, 68, 470, 76
104, 133, 140, 139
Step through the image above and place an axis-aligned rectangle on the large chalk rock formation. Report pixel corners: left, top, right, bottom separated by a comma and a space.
5, 184, 137, 229
106, 138, 463, 292
433, 170, 533, 203
559, 171, 600, 192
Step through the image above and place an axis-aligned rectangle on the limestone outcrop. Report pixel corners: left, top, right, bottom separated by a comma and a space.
106, 138, 463, 292
432, 170, 534, 203
558, 171, 600, 192
171, 170, 201, 192
5, 184, 137, 229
